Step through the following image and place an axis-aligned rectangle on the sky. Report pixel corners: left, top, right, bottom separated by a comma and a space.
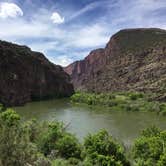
0, 0, 166, 66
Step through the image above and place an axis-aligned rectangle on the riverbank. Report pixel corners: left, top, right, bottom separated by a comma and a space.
71, 92, 166, 116
0, 107, 166, 166
13, 98, 165, 150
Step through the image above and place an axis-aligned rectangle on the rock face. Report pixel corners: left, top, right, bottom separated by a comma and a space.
64, 28, 166, 101
65, 48, 105, 90
0, 40, 74, 106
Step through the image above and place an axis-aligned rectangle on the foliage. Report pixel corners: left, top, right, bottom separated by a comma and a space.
132, 126, 166, 166
71, 92, 166, 115
52, 158, 81, 166
37, 122, 82, 160
24, 118, 42, 142
33, 154, 51, 166
0, 109, 38, 166
84, 130, 130, 166
37, 121, 64, 155
56, 133, 82, 159
0, 107, 165, 166
157, 153, 166, 166
0, 104, 4, 112
0, 109, 82, 165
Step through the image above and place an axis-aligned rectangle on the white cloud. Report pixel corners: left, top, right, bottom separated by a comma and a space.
28, 41, 58, 53
0, 2, 23, 19
68, 1, 100, 21
108, 0, 166, 28
68, 0, 114, 22
50, 12, 64, 24
0, 19, 52, 40
48, 55, 73, 67
0, 0, 166, 66
70, 24, 109, 48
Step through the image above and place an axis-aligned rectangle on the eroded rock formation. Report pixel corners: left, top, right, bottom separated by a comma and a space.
0, 41, 74, 106
65, 28, 166, 101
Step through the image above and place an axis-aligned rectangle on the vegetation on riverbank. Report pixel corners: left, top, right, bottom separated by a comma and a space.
132, 126, 166, 166
0, 105, 166, 165
0, 107, 130, 166
71, 92, 166, 115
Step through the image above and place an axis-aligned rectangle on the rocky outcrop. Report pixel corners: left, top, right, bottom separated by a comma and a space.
64, 48, 105, 90
0, 40, 74, 106
64, 28, 166, 101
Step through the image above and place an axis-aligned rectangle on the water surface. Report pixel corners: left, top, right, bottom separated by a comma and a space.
14, 98, 166, 147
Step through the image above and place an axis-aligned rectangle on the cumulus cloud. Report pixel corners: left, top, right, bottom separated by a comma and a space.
0, 0, 166, 66
50, 12, 64, 24
0, 2, 23, 19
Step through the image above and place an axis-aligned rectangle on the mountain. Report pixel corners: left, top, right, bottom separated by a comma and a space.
64, 28, 166, 101
0, 40, 74, 106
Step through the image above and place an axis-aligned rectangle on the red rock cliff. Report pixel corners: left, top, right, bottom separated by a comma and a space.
64, 28, 166, 101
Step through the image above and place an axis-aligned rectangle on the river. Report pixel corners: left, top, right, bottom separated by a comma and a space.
14, 98, 166, 148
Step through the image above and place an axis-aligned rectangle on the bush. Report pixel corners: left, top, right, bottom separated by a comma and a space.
1, 107, 165, 166
132, 126, 166, 165
70, 92, 166, 115
157, 153, 166, 166
84, 130, 130, 166
24, 119, 41, 142
51, 158, 81, 166
141, 125, 161, 137
0, 109, 83, 165
129, 93, 144, 100
37, 122, 63, 155
0, 109, 38, 166
37, 122, 82, 160
34, 154, 51, 166
56, 133, 82, 159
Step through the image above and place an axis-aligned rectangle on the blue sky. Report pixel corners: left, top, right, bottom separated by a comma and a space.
0, 0, 166, 66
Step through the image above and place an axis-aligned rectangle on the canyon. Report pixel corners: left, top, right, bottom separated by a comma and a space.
0, 41, 74, 106
65, 28, 166, 101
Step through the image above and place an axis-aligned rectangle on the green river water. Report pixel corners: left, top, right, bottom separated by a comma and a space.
14, 98, 166, 148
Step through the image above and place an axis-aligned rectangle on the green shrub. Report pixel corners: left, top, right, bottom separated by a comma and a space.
51, 158, 81, 166
132, 126, 166, 166
67, 157, 81, 165
37, 122, 82, 160
1, 107, 165, 166
24, 119, 41, 142
0, 109, 38, 166
51, 159, 68, 166
0, 104, 3, 112
129, 93, 144, 100
70, 92, 166, 115
157, 153, 166, 166
56, 133, 82, 159
37, 122, 63, 155
34, 154, 51, 166
141, 126, 161, 137
84, 130, 130, 166
159, 103, 166, 116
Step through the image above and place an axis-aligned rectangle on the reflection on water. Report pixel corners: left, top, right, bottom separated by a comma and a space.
14, 98, 166, 147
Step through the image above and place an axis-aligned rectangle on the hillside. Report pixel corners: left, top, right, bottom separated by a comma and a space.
0, 41, 74, 106
64, 28, 166, 101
